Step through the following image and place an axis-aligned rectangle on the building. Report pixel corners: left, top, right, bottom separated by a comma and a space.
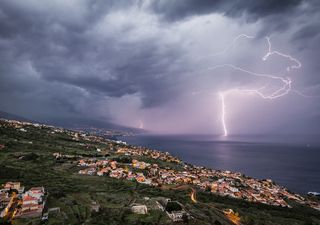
3, 182, 24, 193
26, 187, 45, 200
19, 204, 44, 218
16, 187, 46, 219
165, 201, 190, 222
131, 204, 148, 214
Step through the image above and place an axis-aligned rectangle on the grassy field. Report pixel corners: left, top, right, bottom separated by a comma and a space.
0, 121, 319, 225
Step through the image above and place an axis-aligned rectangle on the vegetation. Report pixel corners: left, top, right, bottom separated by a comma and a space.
0, 121, 319, 225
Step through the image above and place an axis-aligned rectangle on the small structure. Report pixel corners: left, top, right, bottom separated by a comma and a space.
156, 197, 171, 211
308, 192, 320, 197
0, 192, 11, 218
48, 207, 60, 216
4, 182, 21, 190
41, 212, 49, 221
27, 187, 45, 199
131, 204, 148, 215
3, 182, 24, 193
165, 201, 190, 222
90, 201, 100, 212
167, 210, 189, 222
223, 208, 241, 225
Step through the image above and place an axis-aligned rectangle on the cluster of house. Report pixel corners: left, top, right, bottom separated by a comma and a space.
0, 182, 46, 221
0, 119, 52, 130
53, 152, 82, 160
118, 147, 320, 211
75, 146, 320, 211
72, 131, 106, 143
117, 146, 181, 164
19, 187, 46, 218
178, 167, 295, 207
0, 119, 91, 142
77, 158, 153, 185
155, 165, 320, 210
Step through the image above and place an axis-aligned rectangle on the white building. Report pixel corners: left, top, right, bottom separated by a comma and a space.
131, 204, 148, 214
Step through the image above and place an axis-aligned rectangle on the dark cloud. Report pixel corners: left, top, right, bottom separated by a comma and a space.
0, 0, 190, 119
292, 24, 320, 42
0, 0, 319, 134
149, 0, 304, 22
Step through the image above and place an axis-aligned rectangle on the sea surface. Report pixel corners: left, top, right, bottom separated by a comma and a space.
120, 134, 320, 194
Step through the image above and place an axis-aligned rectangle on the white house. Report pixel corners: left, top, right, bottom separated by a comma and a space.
131, 204, 148, 214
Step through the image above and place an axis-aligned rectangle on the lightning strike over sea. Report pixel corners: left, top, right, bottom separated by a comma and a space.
219, 92, 228, 136
205, 35, 302, 136
138, 120, 144, 129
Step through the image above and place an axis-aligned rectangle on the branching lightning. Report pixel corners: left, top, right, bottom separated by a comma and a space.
263, 36, 301, 72
201, 34, 255, 59
208, 35, 302, 136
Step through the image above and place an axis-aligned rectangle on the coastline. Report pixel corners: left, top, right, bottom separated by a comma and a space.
120, 134, 320, 195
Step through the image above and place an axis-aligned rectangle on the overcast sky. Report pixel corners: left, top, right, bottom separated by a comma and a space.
1, 0, 320, 135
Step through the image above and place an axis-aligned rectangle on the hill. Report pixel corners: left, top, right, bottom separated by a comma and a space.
0, 110, 34, 123
0, 120, 319, 225
0, 110, 144, 136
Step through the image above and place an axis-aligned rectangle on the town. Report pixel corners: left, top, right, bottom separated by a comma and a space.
1, 119, 320, 225
69, 146, 320, 210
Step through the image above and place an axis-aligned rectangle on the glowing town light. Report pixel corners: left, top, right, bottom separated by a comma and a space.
190, 188, 197, 203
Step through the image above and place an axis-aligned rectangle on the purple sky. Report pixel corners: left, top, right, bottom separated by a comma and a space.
0, 0, 320, 135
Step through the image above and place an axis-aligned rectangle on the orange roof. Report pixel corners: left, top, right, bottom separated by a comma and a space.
29, 187, 44, 193
30, 190, 44, 194
5, 182, 20, 186
30, 187, 44, 191
22, 203, 43, 208
23, 195, 38, 201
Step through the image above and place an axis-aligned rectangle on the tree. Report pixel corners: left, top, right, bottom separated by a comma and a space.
241, 215, 255, 225
165, 201, 182, 213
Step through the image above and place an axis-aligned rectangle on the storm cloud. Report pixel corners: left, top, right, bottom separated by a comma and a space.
150, 0, 303, 22
0, 0, 320, 134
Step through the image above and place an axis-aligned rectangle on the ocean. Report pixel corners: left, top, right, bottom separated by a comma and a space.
120, 134, 320, 194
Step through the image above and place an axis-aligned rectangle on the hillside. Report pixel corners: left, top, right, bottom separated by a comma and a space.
0, 120, 319, 225
0, 111, 34, 123
0, 110, 144, 136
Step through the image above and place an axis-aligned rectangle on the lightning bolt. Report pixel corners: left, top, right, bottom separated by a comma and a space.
208, 35, 302, 136
138, 120, 144, 129
293, 84, 320, 98
263, 36, 301, 72
200, 34, 255, 59
219, 92, 228, 136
